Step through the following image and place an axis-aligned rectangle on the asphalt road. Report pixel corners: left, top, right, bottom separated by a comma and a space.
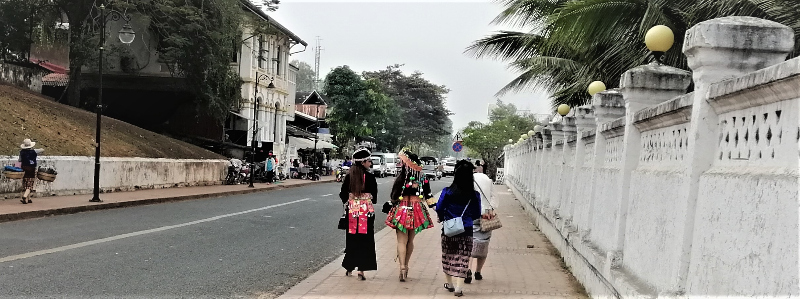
0, 175, 453, 298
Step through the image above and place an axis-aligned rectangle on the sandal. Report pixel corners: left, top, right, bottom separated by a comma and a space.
474, 272, 483, 280
399, 269, 407, 282
454, 291, 464, 297
20, 198, 26, 204
357, 272, 366, 281
465, 269, 472, 284
443, 283, 455, 292
345, 270, 352, 277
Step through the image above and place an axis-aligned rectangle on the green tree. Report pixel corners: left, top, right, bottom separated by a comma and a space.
461, 100, 536, 179
134, 0, 245, 120
324, 66, 397, 151
363, 65, 451, 149
291, 60, 317, 92
467, 0, 800, 109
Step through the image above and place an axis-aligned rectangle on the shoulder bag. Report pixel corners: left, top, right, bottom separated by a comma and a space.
443, 199, 471, 237
337, 203, 348, 230
475, 183, 502, 232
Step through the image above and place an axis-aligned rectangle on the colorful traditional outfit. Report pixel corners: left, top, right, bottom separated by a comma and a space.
436, 187, 482, 278
385, 150, 434, 234
339, 151, 378, 272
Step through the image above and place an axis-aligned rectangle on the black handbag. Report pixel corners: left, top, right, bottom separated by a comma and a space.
338, 203, 348, 230
382, 201, 393, 214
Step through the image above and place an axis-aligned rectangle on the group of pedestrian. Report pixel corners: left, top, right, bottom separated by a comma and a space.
338, 147, 497, 297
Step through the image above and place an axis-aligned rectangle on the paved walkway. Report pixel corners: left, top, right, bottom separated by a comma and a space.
0, 177, 335, 222
276, 185, 587, 298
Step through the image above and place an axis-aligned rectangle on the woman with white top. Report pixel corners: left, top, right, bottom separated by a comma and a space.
465, 171, 496, 283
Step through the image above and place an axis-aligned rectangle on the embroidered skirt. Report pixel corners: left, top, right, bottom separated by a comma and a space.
22, 166, 35, 189
385, 198, 433, 234
441, 234, 473, 278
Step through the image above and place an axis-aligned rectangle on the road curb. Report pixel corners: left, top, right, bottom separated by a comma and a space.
0, 180, 335, 223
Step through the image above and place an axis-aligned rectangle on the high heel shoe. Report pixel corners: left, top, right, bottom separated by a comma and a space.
357, 272, 366, 281
399, 269, 407, 282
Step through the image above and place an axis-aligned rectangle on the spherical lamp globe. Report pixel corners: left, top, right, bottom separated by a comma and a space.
557, 104, 570, 116
521, 133, 529, 140
587, 81, 606, 96
645, 25, 674, 52
533, 125, 542, 133
508, 139, 514, 144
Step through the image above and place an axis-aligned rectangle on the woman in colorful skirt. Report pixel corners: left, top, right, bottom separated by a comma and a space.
435, 160, 481, 297
19, 138, 43, 204
339, 148, 379, 280
385, 148, 434, 281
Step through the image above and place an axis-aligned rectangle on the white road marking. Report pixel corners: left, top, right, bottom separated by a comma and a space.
321, 194, 333, 197
0, 198, 310, 264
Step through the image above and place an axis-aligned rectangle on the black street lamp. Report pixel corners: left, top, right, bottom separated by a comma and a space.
312, 103, 321, 180
90, 3, 135, 203
250, 73, 275, 188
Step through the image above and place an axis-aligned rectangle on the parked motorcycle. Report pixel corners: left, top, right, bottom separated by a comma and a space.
226, 158, 247, 185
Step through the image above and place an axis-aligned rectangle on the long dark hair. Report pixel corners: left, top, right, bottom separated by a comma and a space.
448, 160, 476, 204
348, 161, 367, 195
390, 166, 406, 201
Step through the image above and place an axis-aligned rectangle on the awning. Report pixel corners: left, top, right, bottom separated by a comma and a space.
289, 136, 337, 149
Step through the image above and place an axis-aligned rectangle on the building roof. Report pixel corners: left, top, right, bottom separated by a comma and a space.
295, 90, 327, 105
31, 59, 67, 74
42, 73, 69, 87
241, 0, 307, 46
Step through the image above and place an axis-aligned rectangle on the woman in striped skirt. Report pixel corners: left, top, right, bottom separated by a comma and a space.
435, 160, 481, 297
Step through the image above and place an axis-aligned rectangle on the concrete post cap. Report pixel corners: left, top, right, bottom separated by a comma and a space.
620, 63, 692, 91
683, 16, 794, 53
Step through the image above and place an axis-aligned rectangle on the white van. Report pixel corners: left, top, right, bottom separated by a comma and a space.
382, 153, 398, 176
370, 155, 386, 177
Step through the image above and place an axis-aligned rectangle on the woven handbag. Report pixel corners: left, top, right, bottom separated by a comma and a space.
475, 183, 502, 232
479, 210, 503, 232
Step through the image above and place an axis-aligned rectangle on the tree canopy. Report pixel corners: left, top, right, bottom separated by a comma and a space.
291, 60, 317, 93
461, 100, 537, 179
467, 0, 800, 109
323, 65, 452, 154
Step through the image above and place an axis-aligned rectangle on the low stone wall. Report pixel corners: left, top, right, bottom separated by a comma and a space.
0, 62, 46, 93
504, 17, 799, 297
0, 156, 227, 198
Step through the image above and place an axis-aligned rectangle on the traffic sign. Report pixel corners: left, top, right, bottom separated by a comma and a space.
452, 141, 463, 152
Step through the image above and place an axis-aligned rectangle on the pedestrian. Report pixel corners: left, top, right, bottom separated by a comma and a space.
435, 160, 481, 297
339, 148, 378, 280
386, 148, 434, 282
474, 160, 484, 174
19, 138, 44, 204
465, 171, 496, 284
265, 152, 276, 184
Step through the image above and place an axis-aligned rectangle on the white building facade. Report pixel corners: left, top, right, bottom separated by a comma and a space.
231, 1, 306, 163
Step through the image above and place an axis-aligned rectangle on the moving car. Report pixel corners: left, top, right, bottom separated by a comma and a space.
370, 155, 387, 177
374, 152, 398, 176
442, 160, 456, 177
420, 156, 442, 180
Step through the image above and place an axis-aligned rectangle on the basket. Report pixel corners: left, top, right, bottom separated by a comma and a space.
3, 171, 24, 180
37, 172, 56, 182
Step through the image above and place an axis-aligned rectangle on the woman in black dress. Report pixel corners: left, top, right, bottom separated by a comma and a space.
339, 148, 378, 280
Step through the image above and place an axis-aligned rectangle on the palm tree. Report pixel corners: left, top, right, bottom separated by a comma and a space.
468, 0, 800, 109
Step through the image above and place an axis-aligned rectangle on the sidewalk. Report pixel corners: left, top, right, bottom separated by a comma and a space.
0, 177, 335, 223
275, 185, 587, 299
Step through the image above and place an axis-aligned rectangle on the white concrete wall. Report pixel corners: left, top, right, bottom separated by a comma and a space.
0, 156, 227, 197
0, 62, 45, 93
503, 16, 799, 298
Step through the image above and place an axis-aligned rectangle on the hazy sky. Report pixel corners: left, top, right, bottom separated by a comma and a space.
270, 0, 551, 131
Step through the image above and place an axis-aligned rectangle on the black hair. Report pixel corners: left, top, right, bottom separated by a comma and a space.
449, 160, 476, 204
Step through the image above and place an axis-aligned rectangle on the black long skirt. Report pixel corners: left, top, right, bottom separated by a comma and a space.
342, 216, 377, 271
